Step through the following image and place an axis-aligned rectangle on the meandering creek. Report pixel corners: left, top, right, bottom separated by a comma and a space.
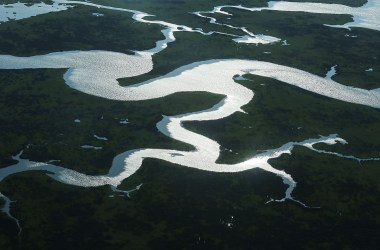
0, 0, 379, 233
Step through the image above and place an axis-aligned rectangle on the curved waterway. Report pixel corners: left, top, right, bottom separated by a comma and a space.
0, 0, 380, 232
1, 55, 380, 199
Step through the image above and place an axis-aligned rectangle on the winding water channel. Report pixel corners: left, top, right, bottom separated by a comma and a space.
0, 0, 379, 232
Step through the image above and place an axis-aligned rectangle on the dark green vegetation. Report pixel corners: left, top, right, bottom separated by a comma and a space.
3, 156, 378, 250
1, 0, 54, 4
0, 5, 163, 56
0, 0, 379, 249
